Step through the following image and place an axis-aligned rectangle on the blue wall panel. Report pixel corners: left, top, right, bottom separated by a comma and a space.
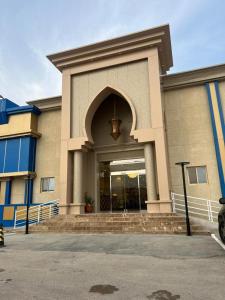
0, 140, 6, 173
4, 180, 12, 205
0, 136, 37, 174
19, 137, 30, 171
29, 138, 36, 172
4, 139, 20, 172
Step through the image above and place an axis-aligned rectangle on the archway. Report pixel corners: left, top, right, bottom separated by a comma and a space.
91, 93, 133, 147
84, 86, 136, 144
83, 88, 147, 212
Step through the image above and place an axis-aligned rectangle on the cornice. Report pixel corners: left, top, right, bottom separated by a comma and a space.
47, 24, 173, 73
27, 96, 62, 111
162, 63, 225, 90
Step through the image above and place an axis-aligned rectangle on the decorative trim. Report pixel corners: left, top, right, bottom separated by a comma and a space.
215, 81, 225, 141
163, 63, 225, 90
0, 171, 36, 178
0, 131, 41, 140
205, 82, 225, 196
27, 96, 62, 111
47, 24, 172, 73
7, 105, 41, 116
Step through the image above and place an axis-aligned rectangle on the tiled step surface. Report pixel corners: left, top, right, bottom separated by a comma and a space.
30, 213, 210, 235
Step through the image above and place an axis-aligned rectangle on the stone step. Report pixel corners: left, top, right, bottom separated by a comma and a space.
28, 213, 210, 235
30, 224, 208, 233
30, 227, 210, 235
43, 216, 185, 223
56, 214, 178, 220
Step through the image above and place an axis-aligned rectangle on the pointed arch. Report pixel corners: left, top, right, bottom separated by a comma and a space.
83, 86, 137, 144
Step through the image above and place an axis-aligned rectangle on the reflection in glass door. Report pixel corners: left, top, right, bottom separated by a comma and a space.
99, 158, 147, 212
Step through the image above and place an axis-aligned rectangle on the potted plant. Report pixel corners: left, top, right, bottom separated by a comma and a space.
84, 194, 94, 213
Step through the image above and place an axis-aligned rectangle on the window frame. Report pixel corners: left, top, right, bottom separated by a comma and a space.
40, 177, 55, 193
187, 166, 208, 185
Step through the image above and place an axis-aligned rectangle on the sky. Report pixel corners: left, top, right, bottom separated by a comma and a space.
1, 0, 225, 105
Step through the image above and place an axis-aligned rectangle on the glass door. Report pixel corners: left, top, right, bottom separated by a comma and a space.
99, 158, 147, 212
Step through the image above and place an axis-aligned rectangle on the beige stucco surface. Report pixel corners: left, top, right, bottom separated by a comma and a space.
164, 84, 221, 200
71, 60, 151, 138
32, 109, 61, 203
218, 80, 225, 117
0, 113, 38, 138
0, 181, 6, 204
11, 178, 25, 204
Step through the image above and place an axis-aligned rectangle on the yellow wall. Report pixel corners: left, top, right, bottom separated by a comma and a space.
0, 181, 6, 204
0, 113, 38, 138
11, 178, 25, 204
218, 81, 225, 118
164, 84, 221, 200
32, 109, 61, 203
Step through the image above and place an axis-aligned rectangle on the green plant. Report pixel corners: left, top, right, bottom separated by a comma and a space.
84, 194, 94, 205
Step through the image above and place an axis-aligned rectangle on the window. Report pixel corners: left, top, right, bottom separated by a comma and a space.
187, 166, 207, 184
41, 177, 55, 192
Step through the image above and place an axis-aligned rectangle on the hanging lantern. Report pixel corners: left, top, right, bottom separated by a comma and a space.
109, 118, 122, 140
109, 98, 122, 140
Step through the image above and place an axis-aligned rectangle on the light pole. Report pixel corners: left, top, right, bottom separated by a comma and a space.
175, 162, 191, 236
25, 176, 30, 234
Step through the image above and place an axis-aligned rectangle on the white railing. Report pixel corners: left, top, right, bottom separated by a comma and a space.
171, 193, 221, 223
14, 200, 59, 229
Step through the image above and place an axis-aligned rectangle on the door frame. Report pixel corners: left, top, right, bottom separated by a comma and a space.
94, 144, 145, 213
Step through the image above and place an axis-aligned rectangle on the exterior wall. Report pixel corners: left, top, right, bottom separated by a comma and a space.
219, 80, 225, 119
71, 60, 151, 138
60, 48, 172, 214
0, 113, 38, 137
11, 178, 25, 204
0, 181, 6, 204
32, 109, 61, 203
164, 84, 221, 200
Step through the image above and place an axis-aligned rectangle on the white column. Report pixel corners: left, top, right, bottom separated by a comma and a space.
144, 143, 157, 207
72, 150, 85, 214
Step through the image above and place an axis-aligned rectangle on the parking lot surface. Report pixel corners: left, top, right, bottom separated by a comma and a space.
0, 233, 224, 300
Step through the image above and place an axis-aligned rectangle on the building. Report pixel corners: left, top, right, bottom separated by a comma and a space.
0, 24, 224, 227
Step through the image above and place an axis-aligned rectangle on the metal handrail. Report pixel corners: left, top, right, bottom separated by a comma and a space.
171, 192, 221, 223
172, 193, 220, 204
14, 200, 59, 229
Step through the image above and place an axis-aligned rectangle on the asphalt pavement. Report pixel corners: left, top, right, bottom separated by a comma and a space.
0, 233, 224, 300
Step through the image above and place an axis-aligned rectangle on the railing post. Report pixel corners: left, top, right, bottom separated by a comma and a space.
37, 206, 40, 223
14, 210, 17, 229
49, 205, 52, 219
208, 200, 213, 222
171, 193, 176, 212
207, 200, 211, 222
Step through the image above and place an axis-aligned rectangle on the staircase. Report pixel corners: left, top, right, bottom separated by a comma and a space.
30, 213, 210, 235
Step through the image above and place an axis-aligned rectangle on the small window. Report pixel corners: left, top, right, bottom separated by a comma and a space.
41, 177, 55, 192
187, 166, 207, 184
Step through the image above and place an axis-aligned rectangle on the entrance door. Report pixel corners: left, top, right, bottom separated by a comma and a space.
99, 158, 147, 212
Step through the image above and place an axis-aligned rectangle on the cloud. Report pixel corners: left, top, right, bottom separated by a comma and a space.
0, 0, 225, 104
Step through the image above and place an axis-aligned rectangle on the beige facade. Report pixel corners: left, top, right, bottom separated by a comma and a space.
164, 85, 221, 199
32, 109, 61, 203
1, 24, 225, 218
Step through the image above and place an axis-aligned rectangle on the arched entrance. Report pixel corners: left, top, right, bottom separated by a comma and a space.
89, 91, 147, 212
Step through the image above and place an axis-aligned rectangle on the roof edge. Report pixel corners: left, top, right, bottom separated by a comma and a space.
47, 24, 173, 73
27, 96, 62, 111
162, 62, 225, 89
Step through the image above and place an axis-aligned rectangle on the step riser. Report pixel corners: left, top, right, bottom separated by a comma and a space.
30, 214, 210, 235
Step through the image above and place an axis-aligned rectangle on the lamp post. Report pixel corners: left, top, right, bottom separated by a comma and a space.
25, 176, 30, 234
175, 162, 191, 236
